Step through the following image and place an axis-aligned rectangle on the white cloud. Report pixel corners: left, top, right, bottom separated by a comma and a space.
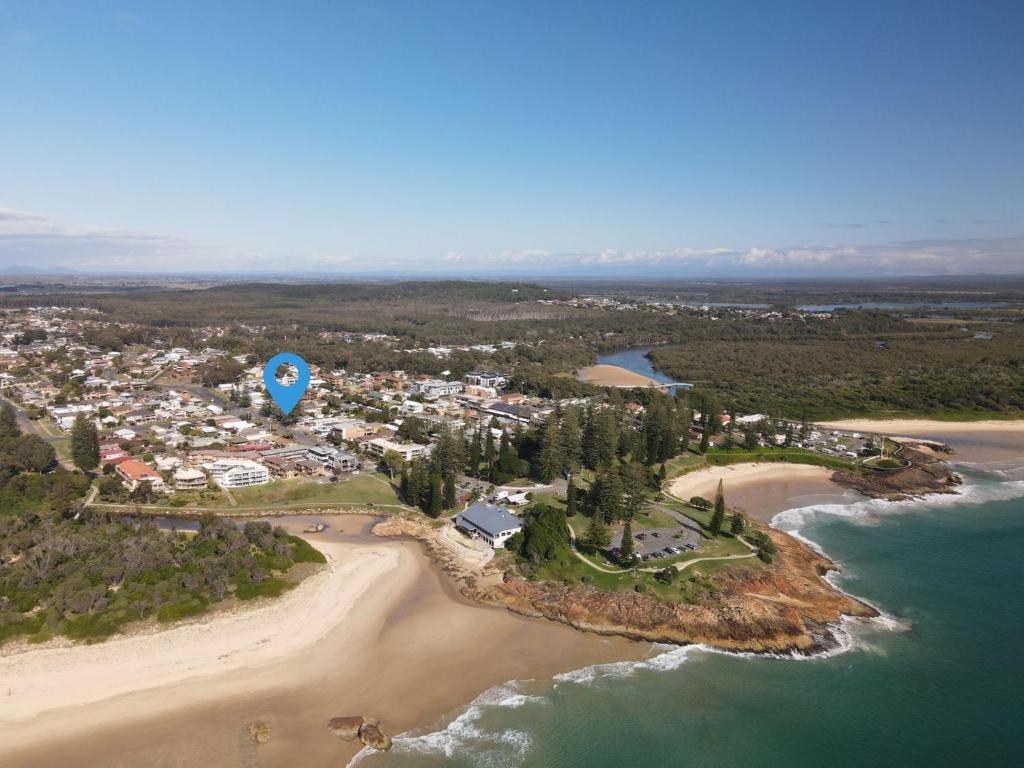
1, 205, 1021, 275
452, 238, 1024, 274
0, 205, 208, 270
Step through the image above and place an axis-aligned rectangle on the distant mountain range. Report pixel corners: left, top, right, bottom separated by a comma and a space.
0, 265, 78, 276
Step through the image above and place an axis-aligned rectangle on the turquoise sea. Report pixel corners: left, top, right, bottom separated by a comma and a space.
352, 460, 1024, 767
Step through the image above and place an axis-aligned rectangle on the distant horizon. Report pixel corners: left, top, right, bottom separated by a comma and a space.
4, 264, 1024, 285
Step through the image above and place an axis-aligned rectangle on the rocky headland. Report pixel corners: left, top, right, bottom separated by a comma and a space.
373, 516, 878, 655
832, 441, 961, 500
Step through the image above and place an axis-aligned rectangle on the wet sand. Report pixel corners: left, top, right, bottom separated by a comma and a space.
0, 517, 646, 768
669, 463, 860, 523
724, 480, 864, 523
7, 426, 1019, 767
820, 419, 1024, 465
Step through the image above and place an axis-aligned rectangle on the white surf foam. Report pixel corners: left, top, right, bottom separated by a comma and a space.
552, 643, 702, 686
347, 682, 543, 766
771, 477, 1024, 535
349, 470, 1020, 767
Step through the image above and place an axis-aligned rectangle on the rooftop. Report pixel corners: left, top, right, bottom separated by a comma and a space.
457, 502, 522, 536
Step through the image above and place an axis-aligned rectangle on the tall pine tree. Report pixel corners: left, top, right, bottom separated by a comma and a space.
428, 466, 443, 517
536, 416, 564, 482
620, 518, 635, 563
443, 472, 457, 509
583, 512, 612, 552
710, 479, 726, 536
71, 413, 100, 472
559, 407, 583, 475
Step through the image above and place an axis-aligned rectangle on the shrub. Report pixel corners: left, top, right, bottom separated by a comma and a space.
235, 577, 294, 600
156, 598, 208, 623
287, 535, 327, 564
654, 567, 677, 584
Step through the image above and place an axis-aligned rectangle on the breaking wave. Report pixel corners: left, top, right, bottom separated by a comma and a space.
349, 467, 1016, 767
771, 476, 1024, 535
347, 682, 544, 767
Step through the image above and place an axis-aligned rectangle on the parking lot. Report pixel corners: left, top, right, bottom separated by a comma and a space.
609, 504, 702, 564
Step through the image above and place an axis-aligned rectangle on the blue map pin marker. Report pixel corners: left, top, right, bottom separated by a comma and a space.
263, 352, 311, 415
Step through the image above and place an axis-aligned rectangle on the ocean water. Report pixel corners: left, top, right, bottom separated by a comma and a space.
350, 463, 1024, 768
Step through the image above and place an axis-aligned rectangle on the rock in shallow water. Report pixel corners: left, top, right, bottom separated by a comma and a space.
247, 721, 271, 744
327, 716, 365, 741
358, 722, 393, 751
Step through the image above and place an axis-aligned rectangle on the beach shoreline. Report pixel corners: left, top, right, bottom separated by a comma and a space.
0, 537, 400, 748
668, 462, 850, 522
818, 418, 1024, 435
0, 522, 646, 767
5, 426, 1020, 766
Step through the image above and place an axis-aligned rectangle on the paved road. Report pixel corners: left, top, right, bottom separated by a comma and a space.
1, 395, 75, 469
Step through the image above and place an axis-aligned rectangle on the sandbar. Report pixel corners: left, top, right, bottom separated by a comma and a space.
577, 364, 664, 388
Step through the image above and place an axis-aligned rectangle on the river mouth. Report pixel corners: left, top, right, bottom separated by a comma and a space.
577, 345, 686, 393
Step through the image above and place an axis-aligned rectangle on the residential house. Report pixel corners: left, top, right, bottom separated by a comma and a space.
174, 467, 208, 490
116, 459, 165, 492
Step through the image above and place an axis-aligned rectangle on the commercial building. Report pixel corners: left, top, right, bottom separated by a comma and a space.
414, 379, 464, 398
455, 502, 523, 549
464, 371, 508, 389
366, 437, 429, 462
205, 459, 270, 488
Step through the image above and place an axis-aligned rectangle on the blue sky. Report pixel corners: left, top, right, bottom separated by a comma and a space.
1, 0, 1022, 276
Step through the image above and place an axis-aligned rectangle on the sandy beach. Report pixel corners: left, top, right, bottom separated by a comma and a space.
819, 419, 1024, 464
0, 540, 397, 728
0, 518, 646, 767
819, 418, 1024, 436
577, 364, 664, 388
669, 463, 858, 522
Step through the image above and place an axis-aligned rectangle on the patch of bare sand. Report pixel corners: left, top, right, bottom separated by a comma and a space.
819, 419, 1024, 463
669, 463, 856, 522
577, 364, 663, 388
0, 529, 646, 768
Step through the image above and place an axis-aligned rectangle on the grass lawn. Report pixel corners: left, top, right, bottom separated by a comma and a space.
662, 446, 858, 481
225, 474, 403, 508
565, 514, 588, 538
632, 505, 679, 529
663, 451, 706, 478
659, 496, 714, 526
529, 544, 747, 604
704, 447, 854, 471
527, 491, 566, 510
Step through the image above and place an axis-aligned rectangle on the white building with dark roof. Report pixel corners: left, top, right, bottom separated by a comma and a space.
455, 502, 523, 549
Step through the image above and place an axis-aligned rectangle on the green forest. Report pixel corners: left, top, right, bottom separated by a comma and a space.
4, 280, 1023, 417
649, 319, 1024, 418
0, 405, 326, 645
